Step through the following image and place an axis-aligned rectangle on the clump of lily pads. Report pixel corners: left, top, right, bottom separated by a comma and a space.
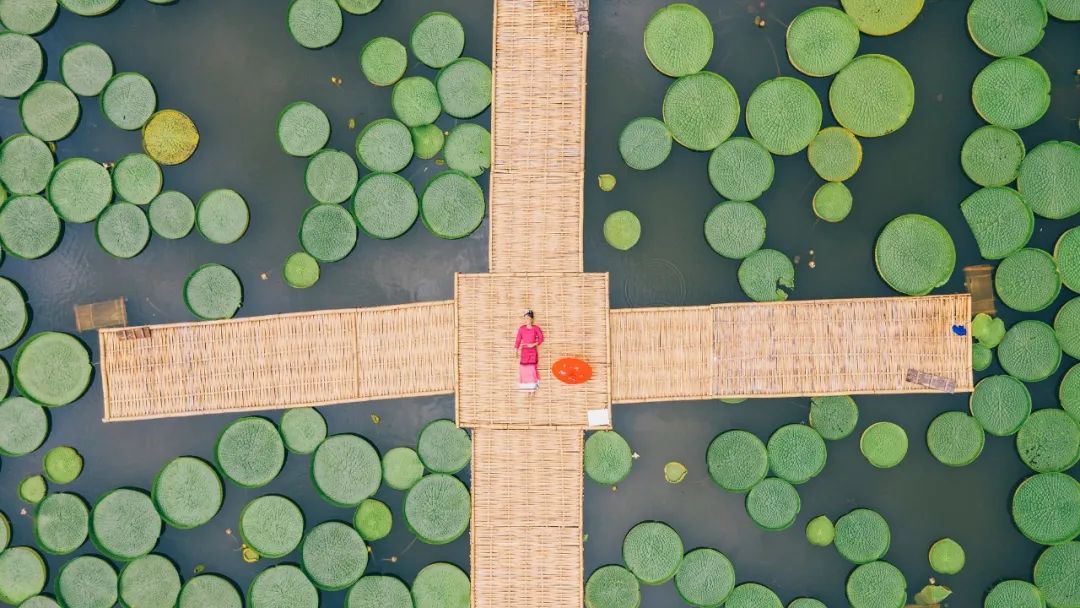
277, 10, 493, 285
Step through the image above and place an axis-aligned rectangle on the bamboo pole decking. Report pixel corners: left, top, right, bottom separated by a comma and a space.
455, 272, 610, 429
470, 429, 583, 608
487, 0, 587, 274
610, 294, 973, 403
98, 302, 455, 421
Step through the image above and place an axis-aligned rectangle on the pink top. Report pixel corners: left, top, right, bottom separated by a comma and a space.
515, 325, 544, 365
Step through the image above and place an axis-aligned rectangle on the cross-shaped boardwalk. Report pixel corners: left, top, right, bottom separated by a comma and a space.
98, 1, 973, 605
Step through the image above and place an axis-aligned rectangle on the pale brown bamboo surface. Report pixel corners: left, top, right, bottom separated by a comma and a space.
74, 298, 127, 332
455, 273, 610, 429
471, 429, 583, 608
609, 306, 714, 403
610, 294, 973, 402
488, 0, 586, 273
99, 301, 454, 421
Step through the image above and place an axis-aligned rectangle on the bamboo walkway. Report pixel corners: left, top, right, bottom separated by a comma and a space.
98, 302, 455, 421
456, 272, 610, 429
487, 0, 586, 274
610, 294, 973, 403
471, 429, 583, 608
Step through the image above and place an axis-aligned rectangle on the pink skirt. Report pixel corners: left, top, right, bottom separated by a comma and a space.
518, 364, 539, 391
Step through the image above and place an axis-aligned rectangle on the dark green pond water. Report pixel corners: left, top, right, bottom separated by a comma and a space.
1, 0, 1078, 605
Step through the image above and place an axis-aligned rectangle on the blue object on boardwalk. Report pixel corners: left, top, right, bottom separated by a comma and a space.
952, 324, 967, 336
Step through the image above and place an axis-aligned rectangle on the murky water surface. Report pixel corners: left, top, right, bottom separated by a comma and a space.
1, 0, 1078, 605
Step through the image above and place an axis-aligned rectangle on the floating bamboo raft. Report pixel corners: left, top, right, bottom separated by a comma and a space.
455, 272, 610, 430
98, 302, 455, 421
610, 294, 973, 403
471, 429, 583, 608
487, 0, 586, 274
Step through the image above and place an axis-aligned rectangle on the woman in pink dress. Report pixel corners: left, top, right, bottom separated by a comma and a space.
515, 310, 544, 392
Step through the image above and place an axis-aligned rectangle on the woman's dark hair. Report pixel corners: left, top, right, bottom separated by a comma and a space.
524, 310, 534, 318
